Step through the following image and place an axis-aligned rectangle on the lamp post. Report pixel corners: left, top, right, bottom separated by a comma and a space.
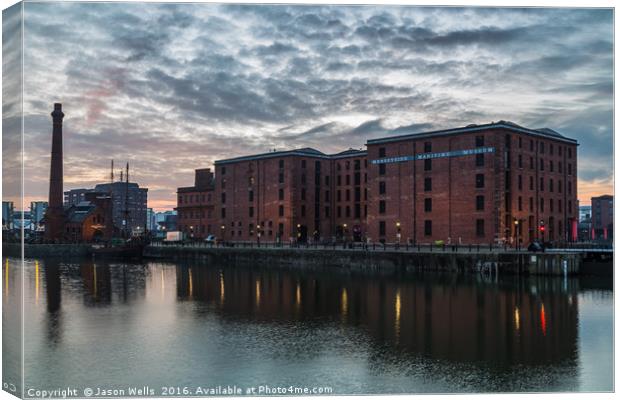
220, 224, 225, 244
396, 221, 401, 245
296, 223, 301, 245
256, 224, 261, 247
513, 218, 520, 250
343, 223, 348, 242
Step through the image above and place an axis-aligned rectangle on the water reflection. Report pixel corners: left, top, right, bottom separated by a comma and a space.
7, 257, 613, 393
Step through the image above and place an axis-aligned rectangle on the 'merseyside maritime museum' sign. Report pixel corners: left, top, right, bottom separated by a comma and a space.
370, 147, 495, 165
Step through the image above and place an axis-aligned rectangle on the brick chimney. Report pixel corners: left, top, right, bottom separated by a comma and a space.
44, 103, 65, 240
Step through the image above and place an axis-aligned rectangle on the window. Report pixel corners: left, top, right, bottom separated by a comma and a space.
559, 162, 563, 173
558, 200, 562, 212
379, 181, 386, 195
279, 188, 284, 200
558, 181, 562, 193
518, 137, 522, 148
325, 206, 330, 217
568, 163, 572, 175
518, 175, 522, 190
568, 181, 572, 194
549, 179, 554, 192
325, 190, 330, 202
476, 174, 485, 188
540, 198, 544, 212
505, 134, 511, 148
568, 148, 572, 158
540, 177, 544, 191
221, 166, 226, 175
346, 175, 350, 185
279, 159, 284, 169
530, 176, 534, 190
550, 160, 554, 172
354, 204, 361, 218
346, 206, 351, 218
518, 154, 522, 168
379, 147, 386, 158
540, 158, 544, 171
337, 175, 341, 186
530, 157, 534, 169
301, 188, 306, 200
354, 160, 360, 170
379, 221, 386, 236
379, 164, 386, 175
424, 220, 432, 236
424, 159, 432, 171
549, 144, 554, 155
279, 172, 284, 183
221, 208, 226, 218
530, 140, 534, 151
476, 195, 484, 211
550, 199, 554, 213
279, 205, 284, 217
540, 142, 545, 154
249, 207, 254, 217
475, 135, 484, 147
424, 142, 432, 152
301, 174, 306, 185
346, 190, 350, 201
249, 190, 254, 202
355, 188, 361, 202
337, 190, 341, 202
476, 154, 484, 167
379, 200, 386, 214
476, 219, 485, 236
354, 172, 360, 185
325, 176, 330, 186
424, 177, 432, 191
337, 206, 341, 218
301, 160, 306, 169
530, 197, 534, 212
518, 196, 522, 211
301, 205, 306, 217
221, 179, 226, 189
221, 193, 226, 204
424, 198, 432, 212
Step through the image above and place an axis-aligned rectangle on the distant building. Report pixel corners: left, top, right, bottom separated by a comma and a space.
591, 195, 613, 241
2, 201, 14, 230
579, 205, 591, 222
147, 208, 155, 231
30, 201, 48, 231
64, 188, 94, 206
94, 181, 148, 235
13, 211, 32, 231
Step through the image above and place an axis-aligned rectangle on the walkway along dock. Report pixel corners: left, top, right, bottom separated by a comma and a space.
143, 242, 611, 276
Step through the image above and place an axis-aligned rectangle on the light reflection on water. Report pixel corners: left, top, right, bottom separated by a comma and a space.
2, 257, 613, 395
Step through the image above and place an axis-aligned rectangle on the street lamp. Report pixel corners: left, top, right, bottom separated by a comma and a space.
296, 223, 302, 244
396, 221, 401, 245
513, 218, 520, 250
220, 224, 225, 243
256, 224, 261, 246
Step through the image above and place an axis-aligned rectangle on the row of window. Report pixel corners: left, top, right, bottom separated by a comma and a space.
377, 136, 574, 159
377, 219, 486, 237
178, 193, 210, 205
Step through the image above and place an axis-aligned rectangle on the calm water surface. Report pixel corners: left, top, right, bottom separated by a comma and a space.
2, 257, 613, 395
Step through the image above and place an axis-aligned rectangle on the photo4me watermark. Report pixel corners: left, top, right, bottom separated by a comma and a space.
24, 385, 334, 398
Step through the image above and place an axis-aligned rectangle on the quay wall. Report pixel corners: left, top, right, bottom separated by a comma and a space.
143, 245, 582, 276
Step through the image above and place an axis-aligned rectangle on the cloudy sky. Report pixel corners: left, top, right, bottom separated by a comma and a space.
3, 3, 614, 210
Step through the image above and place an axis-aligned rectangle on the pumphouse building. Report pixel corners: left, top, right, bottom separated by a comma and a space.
179, 121, 579, 245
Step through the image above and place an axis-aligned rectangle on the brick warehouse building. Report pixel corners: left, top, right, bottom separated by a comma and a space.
176, 168, 216, 238
178, 121, 578, 245
212, 148, 368, 243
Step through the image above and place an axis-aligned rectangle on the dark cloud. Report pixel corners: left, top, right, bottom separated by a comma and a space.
12, 3, 613, 209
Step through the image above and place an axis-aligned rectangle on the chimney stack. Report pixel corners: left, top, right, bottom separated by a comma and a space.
44, 103, 66, 240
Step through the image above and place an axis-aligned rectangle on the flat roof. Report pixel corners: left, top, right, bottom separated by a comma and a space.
366, 121, 578, 145
215, 147, 367, 165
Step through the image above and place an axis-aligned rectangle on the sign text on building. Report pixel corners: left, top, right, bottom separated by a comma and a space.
370, 146, 495, 165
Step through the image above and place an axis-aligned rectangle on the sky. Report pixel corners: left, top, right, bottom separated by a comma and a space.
2, 3, 614, 210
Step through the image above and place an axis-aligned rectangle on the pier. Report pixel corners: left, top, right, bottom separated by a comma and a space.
143, 242, 611, 276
